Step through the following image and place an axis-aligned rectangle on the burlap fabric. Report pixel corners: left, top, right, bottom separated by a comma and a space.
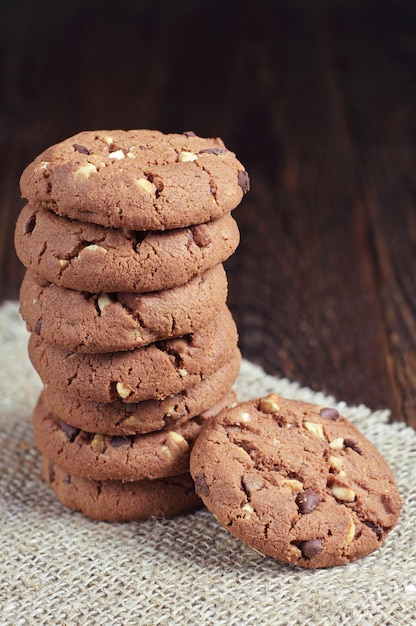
0, 300, 415, 625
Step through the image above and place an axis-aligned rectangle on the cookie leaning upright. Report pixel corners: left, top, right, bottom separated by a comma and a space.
190, 394, 402, 568
19, 129, 249, 231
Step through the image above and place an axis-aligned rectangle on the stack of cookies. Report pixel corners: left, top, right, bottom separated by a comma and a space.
15, 129, 249, 522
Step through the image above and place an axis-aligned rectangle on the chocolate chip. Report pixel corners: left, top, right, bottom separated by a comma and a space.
295, 489, 321, 514
73, 143, 90, 155
183, 131, 196, 137
34, 319, 42, 335
198, 148, 227, 155
24, 215, 36, 234
59, 420, 80, 442
48, 460, 55, 483
300, 538, 323, 559
237, 170, 250, 193
344, 438, 362, 454
319, 407, 340, 420
110, 436, 132, 448
364, 520, 383, 540
194, 472, 209, 496
242, 474, 265, 496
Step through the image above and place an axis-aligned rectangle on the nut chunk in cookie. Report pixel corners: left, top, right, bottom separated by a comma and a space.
190, 394, 402, 568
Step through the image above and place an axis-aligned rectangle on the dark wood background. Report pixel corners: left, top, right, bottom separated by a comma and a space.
1, 0, 416, 427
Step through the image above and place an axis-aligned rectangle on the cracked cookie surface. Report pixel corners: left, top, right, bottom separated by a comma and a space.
29, 305, 238, 403
20, 129, 249, 231
14, 204, 239, 293
42, 456, 202, 522
190, 394, 402, 568
34, 389, 235, 481
20, 264, 228, 353
42, 350, 241, 435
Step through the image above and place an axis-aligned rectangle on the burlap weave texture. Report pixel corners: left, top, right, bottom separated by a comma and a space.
0, 301, 415, 626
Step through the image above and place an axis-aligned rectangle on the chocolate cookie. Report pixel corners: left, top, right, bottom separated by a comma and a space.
190, 394, 402, 568
34, 389, 236, 482
42, 456, 201, 521
20, 264, 228, 353
42, 351, 241, 435
29, 305, 238, 403
20, 129, 249, 231
14, 204, 239, 293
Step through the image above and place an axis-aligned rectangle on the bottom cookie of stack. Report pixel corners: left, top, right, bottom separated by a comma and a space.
42, 456, 202, 522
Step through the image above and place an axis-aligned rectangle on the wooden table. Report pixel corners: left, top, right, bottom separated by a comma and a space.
1, 0, 415, 427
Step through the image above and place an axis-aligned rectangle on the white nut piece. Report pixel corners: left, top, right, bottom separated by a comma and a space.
178, 151, 198, 162
241, 503, 254, 519
168, 431, 189, 448
259, 394, 281, 414
239, 412, 251, 423
164, 405, 176, 418
90, 433, 107, 453
58, 259, 70, 270
344, 517, 356, 547
328, 455, 343, 471
135, 177, 157, 194
282, 479, 303, 492
178, 368, 188, 378
108, 149, 125, 160
332, 485, 356, 502
329, 437, 344, 450
304, 421, 325, 439
102, 135, 114, 145
116, 382, 133, 399
97, 293, 112, 312
82, 244, 107, 255
121, 415, 135, 426
160, 444, 172, 458
74, 163, 97, 178
36, 160, 49, 172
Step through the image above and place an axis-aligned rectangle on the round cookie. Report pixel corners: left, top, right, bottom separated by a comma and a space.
42, 456, 202, 522
28, 305, 238, 403
34, 389, 236, 482
190, 394, 402, 569
14, 204, 239, 293
20, 264, 228, 353
42, 350, 241, 435
20, 129, 249, 231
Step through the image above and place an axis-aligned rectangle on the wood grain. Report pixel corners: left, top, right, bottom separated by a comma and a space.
1, 0, 415, 426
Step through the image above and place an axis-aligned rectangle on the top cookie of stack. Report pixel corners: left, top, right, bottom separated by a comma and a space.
19, 129, 249, 231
